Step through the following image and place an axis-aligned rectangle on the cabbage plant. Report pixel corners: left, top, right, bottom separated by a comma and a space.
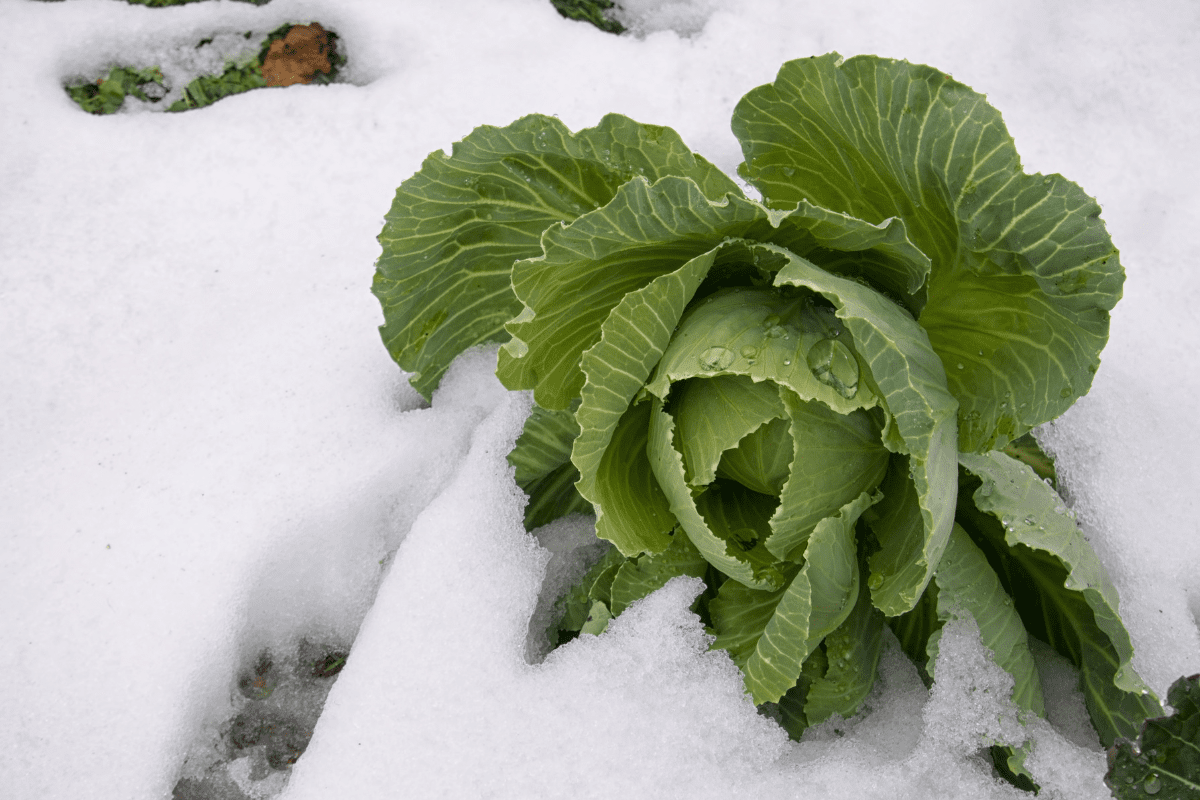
373, 53, 1159, 771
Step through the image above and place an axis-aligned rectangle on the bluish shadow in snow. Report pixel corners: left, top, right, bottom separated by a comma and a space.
170, 348, 510, 798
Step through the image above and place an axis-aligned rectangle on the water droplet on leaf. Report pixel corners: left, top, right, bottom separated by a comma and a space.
1144, 774, 1162, 794
740, 345, 758, 359
698, 346, 735, 371
867, 573, 884, 590
806, 338, 860, 399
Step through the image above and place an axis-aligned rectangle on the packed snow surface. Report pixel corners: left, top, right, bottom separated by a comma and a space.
1, 1, 1197, 798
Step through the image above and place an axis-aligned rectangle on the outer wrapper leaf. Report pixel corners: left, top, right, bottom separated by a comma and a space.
592, 399, 679, 557
498, 177, 762, 408
508, 402, 592, 530
580, 600, 612, 635
735, 54, 1123, 451
374, 113, 739, 398
927, 524, 1046, 720
609, 532, 708, 616
498, 175, 931, 409
552, 545, 626, 643
1106, 674, 1200, 799
884, 523, 1047, 784
886, 523, 1047, 783
957, 450, 1162, 745
934, 524, 1049, 778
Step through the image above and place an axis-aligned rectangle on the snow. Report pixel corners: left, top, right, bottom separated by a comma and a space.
1, 0, 1197, 798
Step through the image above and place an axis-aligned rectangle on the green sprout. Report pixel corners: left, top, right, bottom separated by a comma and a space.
550, 0, 625, 34
65, 65, 168, 115
63, 23, 346, 116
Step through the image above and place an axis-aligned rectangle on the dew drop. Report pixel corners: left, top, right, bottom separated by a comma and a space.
782, 359, 792, 366
698, 346, 735, 371
782, 167, 796, 177
956, 363, 965, 370
762, 314, 781, 328
806, 338, 860, 399
740, 345, 759, 359
765, 325, 788, 339
867, 573, 884, 590
1144, 774, 1162, 795
979, 482, 994, 497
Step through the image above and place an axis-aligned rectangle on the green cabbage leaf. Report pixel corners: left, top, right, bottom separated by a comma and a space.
735, 54, 1123, 452
1106, 674, 1200, 799
372, 52, 1152, 764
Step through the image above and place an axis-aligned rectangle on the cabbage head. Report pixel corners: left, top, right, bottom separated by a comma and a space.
373, 54, 1158, 753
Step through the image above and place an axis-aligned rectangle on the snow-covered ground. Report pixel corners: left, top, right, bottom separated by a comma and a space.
2, 1, 1197, 798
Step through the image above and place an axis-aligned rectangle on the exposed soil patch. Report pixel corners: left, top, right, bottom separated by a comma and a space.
262, 23, 335, 88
